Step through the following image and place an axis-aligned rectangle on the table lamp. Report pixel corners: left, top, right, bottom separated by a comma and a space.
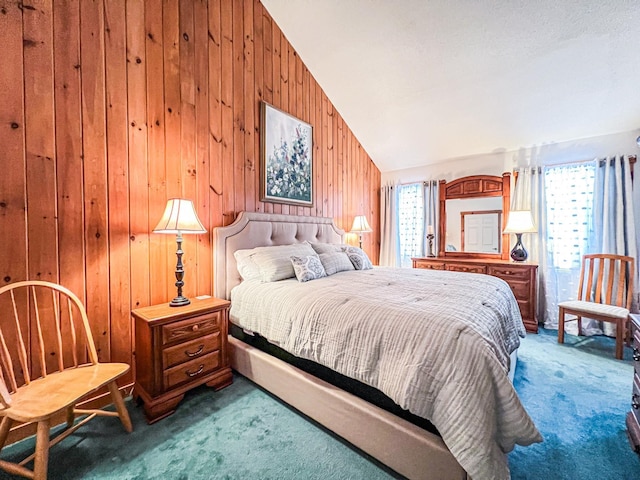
350, 215, 372, 249
503, 210, 537, 262
153, 198, 206, 307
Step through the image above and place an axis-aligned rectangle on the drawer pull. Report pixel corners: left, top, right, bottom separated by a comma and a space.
185, 344, 205, 358
192, 324, 199, 332
634, 348, 640, 362
186, 364, 205, 377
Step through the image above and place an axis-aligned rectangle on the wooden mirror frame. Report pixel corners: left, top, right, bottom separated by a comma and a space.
438, 172, 511, 260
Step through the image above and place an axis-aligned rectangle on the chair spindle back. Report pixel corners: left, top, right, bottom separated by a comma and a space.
0, 281, 99, 395
577, 254, 634, 309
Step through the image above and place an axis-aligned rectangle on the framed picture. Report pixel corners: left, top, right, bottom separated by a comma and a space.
260, 102, 313, 207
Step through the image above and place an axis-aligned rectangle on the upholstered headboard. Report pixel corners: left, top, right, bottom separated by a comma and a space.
213, 212, 344, 299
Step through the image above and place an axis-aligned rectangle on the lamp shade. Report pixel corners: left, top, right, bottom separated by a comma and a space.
350, 215, 372, 233
503, 210, 537, 234
153, 198, 206, 234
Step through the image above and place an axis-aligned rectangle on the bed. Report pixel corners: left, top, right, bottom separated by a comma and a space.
213, 212, 541, 480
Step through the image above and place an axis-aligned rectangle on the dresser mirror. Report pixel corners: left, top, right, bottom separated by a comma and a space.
438, 173, 511, 260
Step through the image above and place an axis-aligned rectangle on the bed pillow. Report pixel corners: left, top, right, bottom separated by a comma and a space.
290, 254, 327, 282
233, 249, 262, 280
342, 246, 373, 270
318, 251, 355, 275
310, 242, 349, 255
251, 242, 317, 282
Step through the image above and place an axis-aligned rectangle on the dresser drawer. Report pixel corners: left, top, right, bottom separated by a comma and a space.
626, 411, 640, 452
503, 280, 530, 301
446, 263, 487, 274
486, 265, 531, 282
163, 332, 221, 369
517, 300, 532, 320
632, 374, 640, 424
416, 262, 445, 270
162, 312, 220, 345
163, 351, 221, 390
634, 330, 640, 376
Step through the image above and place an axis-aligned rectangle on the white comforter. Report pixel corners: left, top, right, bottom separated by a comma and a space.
230, 267, 542, 479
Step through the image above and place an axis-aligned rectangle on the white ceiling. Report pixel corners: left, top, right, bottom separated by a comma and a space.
261, 0, 640, 173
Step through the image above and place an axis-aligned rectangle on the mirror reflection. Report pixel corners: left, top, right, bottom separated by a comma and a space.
445, 197, 503, 253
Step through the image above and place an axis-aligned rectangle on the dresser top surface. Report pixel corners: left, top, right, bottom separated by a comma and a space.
412, 257, 538, 267
132, 296, 230, 323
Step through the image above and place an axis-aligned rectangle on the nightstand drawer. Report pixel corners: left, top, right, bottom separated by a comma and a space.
162, 312, 220, 345
163, 332, 221, 369
164, 351, 221, 390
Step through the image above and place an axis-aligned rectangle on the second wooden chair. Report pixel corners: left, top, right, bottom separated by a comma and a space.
558, 253, 635, 359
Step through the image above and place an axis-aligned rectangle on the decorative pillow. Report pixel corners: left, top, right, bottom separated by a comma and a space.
310, 242, 349, 255
342, 246, 373, 270
234, 249, 262, 280
318, 251, 355, 275
251, 243, 317, 282
290, 255, 327, 282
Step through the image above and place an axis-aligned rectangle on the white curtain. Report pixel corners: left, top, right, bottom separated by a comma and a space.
423, 181, 439, 257
514, 163, 596, 329
542, 162, 596, 330
398, 183, 424, 267
516, 157, 638, 334
584, 156, 637, 335
511, 167, 548, 325
379, 183, 400, 267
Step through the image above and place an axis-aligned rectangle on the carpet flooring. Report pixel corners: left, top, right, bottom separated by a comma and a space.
1, 329, 639, 479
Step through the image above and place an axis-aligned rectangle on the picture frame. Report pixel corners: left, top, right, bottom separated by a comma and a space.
260, 101, 314, 207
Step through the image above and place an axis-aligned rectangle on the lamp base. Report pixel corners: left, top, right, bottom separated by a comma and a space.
426, 234, 435, 257
510, 233, 529, 262
169, 295, 191, 307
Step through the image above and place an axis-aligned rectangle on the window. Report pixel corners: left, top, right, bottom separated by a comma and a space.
398, 183, 424, 267
544, 163, 595, 269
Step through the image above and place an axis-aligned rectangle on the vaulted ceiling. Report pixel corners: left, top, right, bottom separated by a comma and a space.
262, 0, 640, 172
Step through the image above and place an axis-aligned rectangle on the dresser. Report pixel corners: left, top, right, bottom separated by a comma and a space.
627, 314, 640, 453
133, 296, 233, 423
412, 257, 538, 333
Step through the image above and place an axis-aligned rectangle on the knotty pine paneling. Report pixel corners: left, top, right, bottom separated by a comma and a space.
0, 0, 381, 383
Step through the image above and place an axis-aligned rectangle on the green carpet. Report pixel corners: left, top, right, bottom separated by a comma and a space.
1, 329, 639, 479
509, 328, 640, 480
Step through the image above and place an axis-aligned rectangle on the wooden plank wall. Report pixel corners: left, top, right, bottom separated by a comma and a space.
0, 0, 381, 372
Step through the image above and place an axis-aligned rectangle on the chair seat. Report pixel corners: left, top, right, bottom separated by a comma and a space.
558, 300, 629, 320
1, 363, 130, 423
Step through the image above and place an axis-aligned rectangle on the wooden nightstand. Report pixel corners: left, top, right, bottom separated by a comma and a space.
133, 296, 232, 423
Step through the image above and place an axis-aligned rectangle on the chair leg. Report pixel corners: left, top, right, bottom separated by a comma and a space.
615, 319, 624, 360
66, 405, 75, 428
108, 381, 133, 433
577, 316, 582, 336
0, 417, 13, 452
558, 307, 565, 344
33, 420, 50, 480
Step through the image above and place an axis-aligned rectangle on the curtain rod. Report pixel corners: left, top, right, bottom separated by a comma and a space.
513, 155, 637, 173
383, 180, 441, 187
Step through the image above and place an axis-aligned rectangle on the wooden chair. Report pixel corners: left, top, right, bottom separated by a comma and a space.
0, 281, 133, 480
558, 253, 635, 359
